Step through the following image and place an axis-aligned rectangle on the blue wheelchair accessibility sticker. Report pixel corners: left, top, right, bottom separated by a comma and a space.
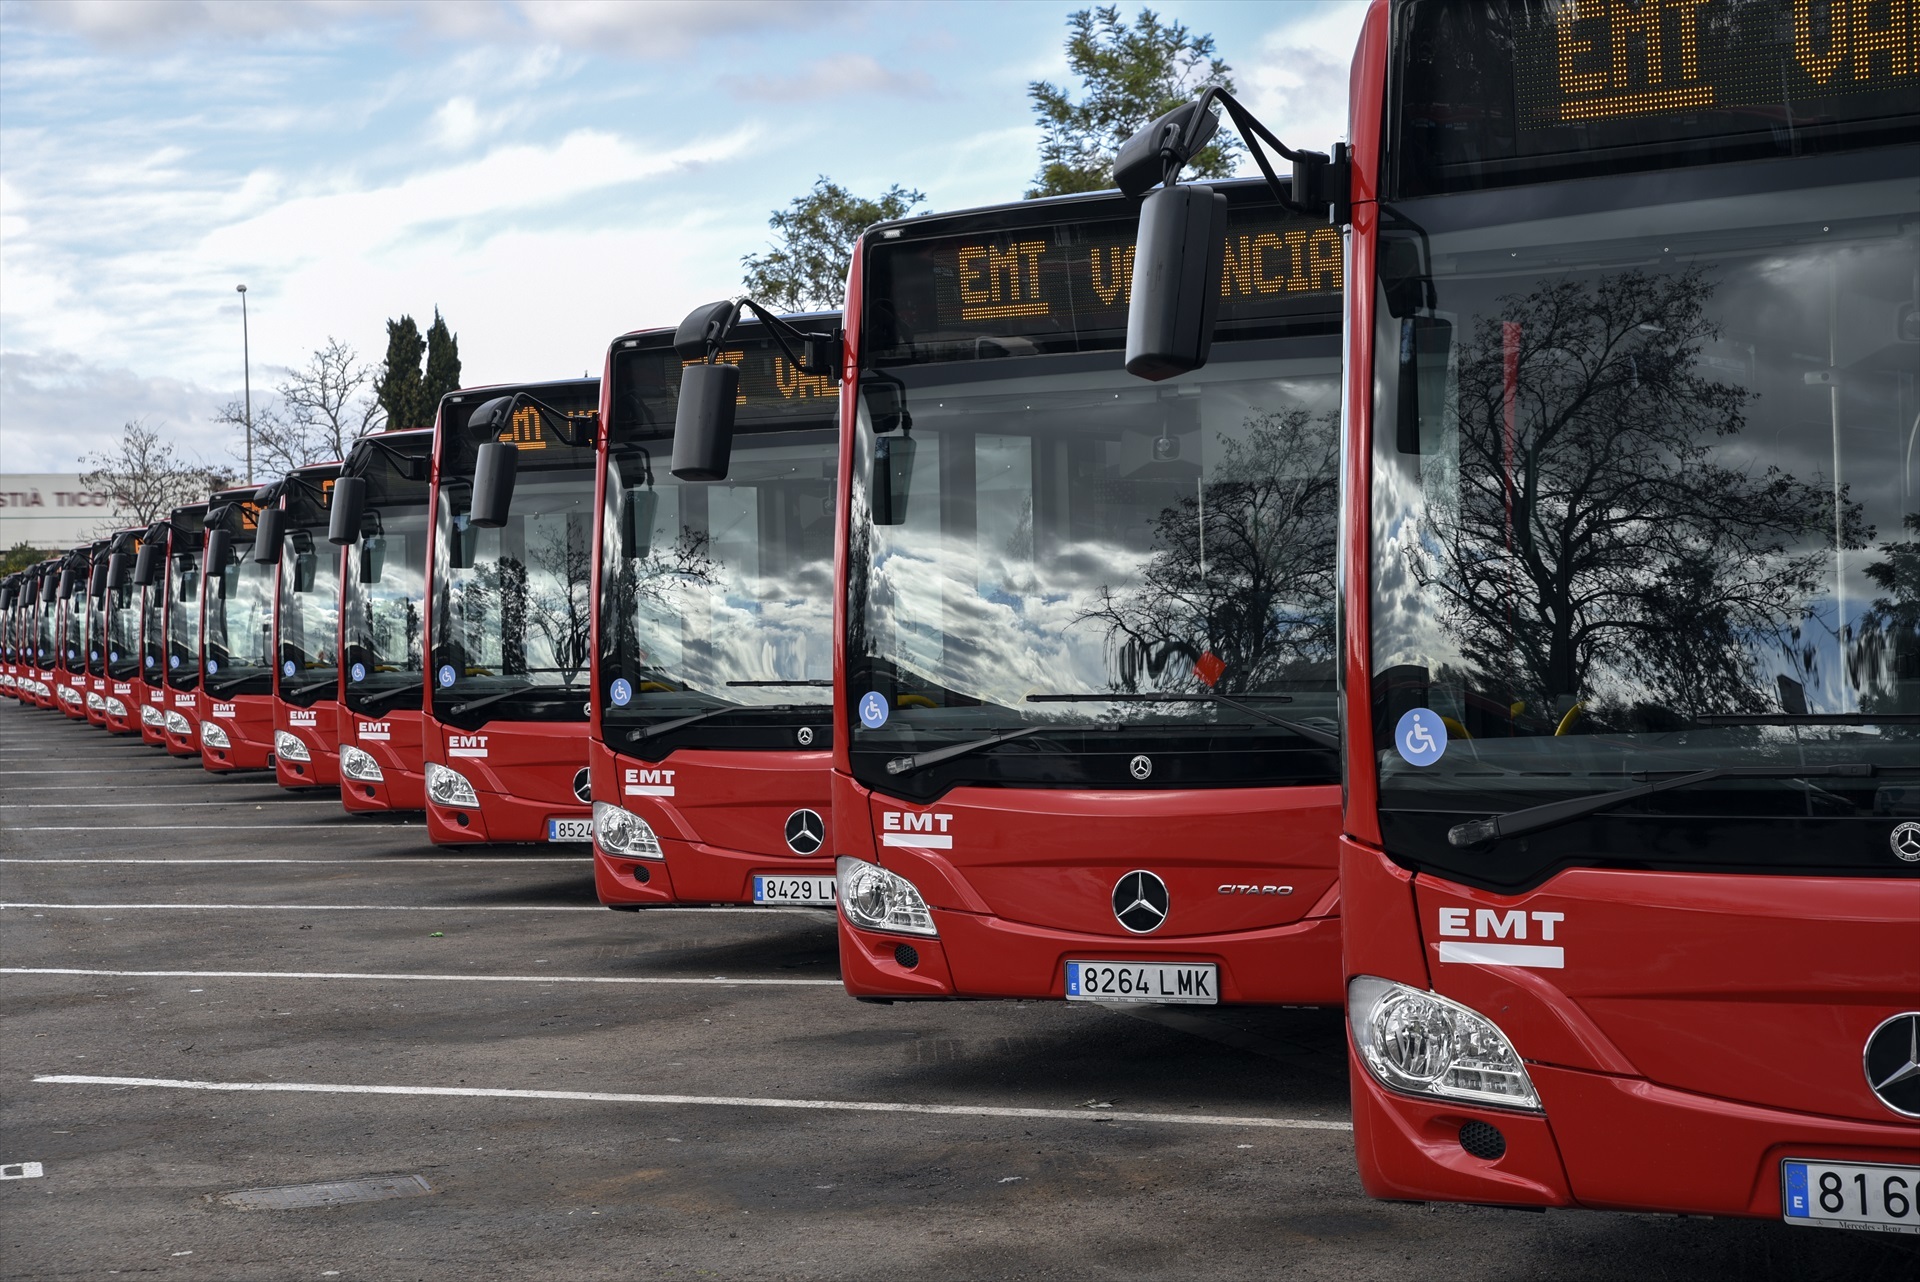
1395, 708, 1448, 767
609, 678, 632, 707
438, 664, 456, 688
858, 691, 889, 729
350, 662, 366, 682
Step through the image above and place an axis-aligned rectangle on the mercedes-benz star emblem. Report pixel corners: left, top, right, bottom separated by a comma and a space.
1112, 870, 1169, 934
784, 808, 825, 855
1892, 822, 1920, 863
572, 768, 592, 804
797, 726, 815, 747
1129, 754, 1153, 781
1864, 1011, 1920, 1118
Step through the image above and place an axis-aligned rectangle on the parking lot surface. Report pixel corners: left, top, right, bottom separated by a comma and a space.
3, 705, 1915, 1280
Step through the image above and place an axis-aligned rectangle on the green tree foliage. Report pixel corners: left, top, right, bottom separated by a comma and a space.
2, 542, 47, 575
423, 308, 462, 412
742, 177, 925, 312
1027, 5, 1239, 199
375, 315, 428, 430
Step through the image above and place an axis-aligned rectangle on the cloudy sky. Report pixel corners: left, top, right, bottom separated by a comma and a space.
0, 0, 1368, 475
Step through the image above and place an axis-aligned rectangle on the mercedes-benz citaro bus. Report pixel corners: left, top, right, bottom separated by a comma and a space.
26, 561, 59, 708
196, 486, 274, 771
53, 546, 90, 719
821, 184, 1347, 1004
256, 461, 343, 789
1322, 0, 1918, 1228
0, 573, 21, 699
592, 319, 840, 908
332, 427, 437, 813
81, 536, 113, 727
98, 526, 146, 734
419, 380, 602, 844
153, 503, 208, 755
132, 537, 168, 743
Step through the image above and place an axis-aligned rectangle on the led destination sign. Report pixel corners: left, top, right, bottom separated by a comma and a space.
610, 334, 839, 439
866, 204, 1341, 364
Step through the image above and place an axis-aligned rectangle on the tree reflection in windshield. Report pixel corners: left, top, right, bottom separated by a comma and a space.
1082, 407, 1338, 696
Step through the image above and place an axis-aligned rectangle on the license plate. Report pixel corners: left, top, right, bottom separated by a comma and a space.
546, 817, 592, 842
1065, 961, 1218, 1005
753, 875, 836, 905
1783, 1159, 1920, 1234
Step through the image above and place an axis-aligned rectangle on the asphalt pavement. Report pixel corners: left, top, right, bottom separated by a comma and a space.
3, 703, 1914, 1280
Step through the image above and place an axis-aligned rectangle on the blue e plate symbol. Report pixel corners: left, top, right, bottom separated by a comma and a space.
858, 692, 889, 729
1395, 708, 1448, 767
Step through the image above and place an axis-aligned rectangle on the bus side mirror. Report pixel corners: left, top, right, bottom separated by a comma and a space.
671, 363, 739, 482
1125, 184, 1228, 382
252, 507, 287, 564
1395, 316, 1454, 455
106, 553, 135, 591
328, 476, 367, 545
623, 489, 659, 558
870, 434, 916, 527
359, 535, 386, 585
862, 380, 911, 435
470, 441, 518, 528
293, 551, 318, 594
204, 529, 233, 574
89, 559, 109, 600
466, 395, 515, 443
132, 539, 163, 587
1113, 101, 1220, 198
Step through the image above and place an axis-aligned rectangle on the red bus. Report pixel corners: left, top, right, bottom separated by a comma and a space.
131, 535, 168, 743
24, 561, 60, 708
197, 487, 275, 771
1121, 0, 1919, 1228
52, 546, 90, 719
786, 185, 1347, 1005
81, 536, 112, 727
97, 526, 146, 735
592, 319, 839, 909
151, 503, 209, 756
332, 427, 436, 813
0, 573, 22, 701
418, 380, 601, 845
257, 461, 344, 789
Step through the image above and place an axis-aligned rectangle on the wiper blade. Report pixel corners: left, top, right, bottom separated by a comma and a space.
1027, 692, 1339, 750
628, 703, 829, 743
283, 677, 338, 698
1693, 713, 1920, 726
448, 682, 578, 717
355, 680, 423, 708
885, 721, 1121, 777
205, 672, 266, 694
726, 679, 832, 687
1448, 763, 1883, 848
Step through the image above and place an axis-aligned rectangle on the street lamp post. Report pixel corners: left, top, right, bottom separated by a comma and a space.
237, 283, 252, 484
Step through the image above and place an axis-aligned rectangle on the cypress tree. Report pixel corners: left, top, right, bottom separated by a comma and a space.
422, 308, 462, 416
375, 315, 427, 429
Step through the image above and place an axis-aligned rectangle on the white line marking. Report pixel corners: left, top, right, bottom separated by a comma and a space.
0, 858, 590, 865
0, 902, 819, 914
0, 1161, 46, 1180
32, 1075, 1352, 1132
1436, 942, 1566, 969
2, 968, 839, 987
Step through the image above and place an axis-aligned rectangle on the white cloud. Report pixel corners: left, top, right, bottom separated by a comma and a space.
1238, 0, 1370, 151
0, 348, 237, 472
729, 52, 933, 101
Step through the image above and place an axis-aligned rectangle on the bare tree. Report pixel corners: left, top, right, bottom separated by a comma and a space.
220, 337, 384, 479
79, 420, 230, 532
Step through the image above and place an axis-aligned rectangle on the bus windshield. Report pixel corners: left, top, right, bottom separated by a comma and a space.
106, 580, 139, 679
341, 441, 431, 716
277, 478, 342, 702
203, 537, 275, 692
599, 333, 838, 750
846, 194, 1344, 799
1369, 154, 1920, 883
430, 382, 600, 725
166, 547, 202, 690
140, 579, 163, 682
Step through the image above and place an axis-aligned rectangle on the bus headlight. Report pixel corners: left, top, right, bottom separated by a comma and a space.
274, 731, 310, 762
339, 744, 384, 782
86, 691, 104, 711
104, 697, 127, 717
425, 761, 478, 808
1348, 977, 1541, 1111
592, 801, 662, 858
200, 721, 231, 749
141, 704, 163, 726
836, 856, 937, 937
164, 710, 191, 735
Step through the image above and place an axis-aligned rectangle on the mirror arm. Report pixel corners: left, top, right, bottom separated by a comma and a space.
1146, 87, 1350, 226
733, 298, 842, 379
349, 436, 431, 480
477, 391, 599, 449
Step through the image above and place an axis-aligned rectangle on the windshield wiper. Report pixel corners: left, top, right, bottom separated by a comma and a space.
1027, 692, 1340, 749
354, 680, 423, 708
726, 679, 833, 687
628, 703, 830, 743
1447, 763, 1885, 848
885, 721, 1122, 777
448, 682, 579, 717
1693, 713, 1920, 726
205, 672, 267, 695
283, 677, 338, 698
